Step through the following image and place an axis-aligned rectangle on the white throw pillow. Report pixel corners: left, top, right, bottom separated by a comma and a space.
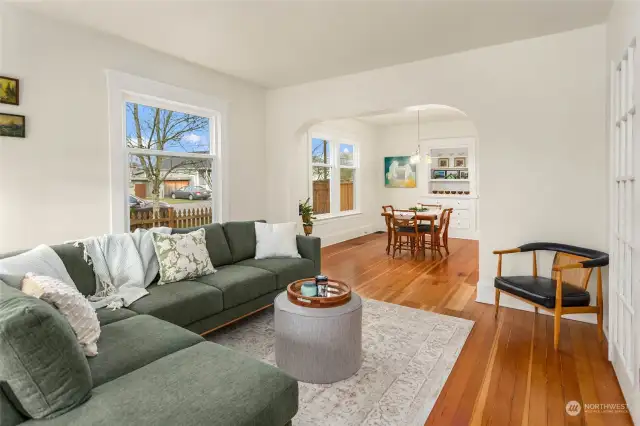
21, 273, 101, 357
152, 228, 216, 285
254, 222, 301, 260
0, 244, 76, 289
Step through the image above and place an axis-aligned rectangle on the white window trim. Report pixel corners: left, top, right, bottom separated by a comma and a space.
106, 70, 229, 233
308, 132, 360, 219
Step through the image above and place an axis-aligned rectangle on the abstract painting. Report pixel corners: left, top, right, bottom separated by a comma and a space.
384, 156, 416, 188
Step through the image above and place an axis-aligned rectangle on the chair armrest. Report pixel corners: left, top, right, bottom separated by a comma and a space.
492, 248, 521, 255
552, 263, 585, 271
297, 235, 321, 275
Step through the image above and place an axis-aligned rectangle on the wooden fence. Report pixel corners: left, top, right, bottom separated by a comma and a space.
312, 181, 354, 214
130, 207, 212, 232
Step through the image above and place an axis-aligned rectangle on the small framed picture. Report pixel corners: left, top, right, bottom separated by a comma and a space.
0, 113, 26, 138
446, 170, 460, 179
438, 158, 449, 168
432, 170, 446, 179
0, 76, 19, 106
460, 171, 469, 179
454, 157, 466, 168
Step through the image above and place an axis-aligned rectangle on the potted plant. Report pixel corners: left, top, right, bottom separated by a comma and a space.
299, 198, 316, 236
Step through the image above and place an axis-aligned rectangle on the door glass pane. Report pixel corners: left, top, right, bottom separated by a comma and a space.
128, 154, 213, 231
311, 138, 331, 165
126, 102, 210, 154
312, 165, 330, 214
340, 143, 355, 167
340, 168, 355, 212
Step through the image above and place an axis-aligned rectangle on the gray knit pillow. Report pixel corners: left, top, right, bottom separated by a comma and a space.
21, 273, 100, 357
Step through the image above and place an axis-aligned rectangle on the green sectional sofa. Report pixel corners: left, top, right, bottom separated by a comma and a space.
0, 220, 321, 426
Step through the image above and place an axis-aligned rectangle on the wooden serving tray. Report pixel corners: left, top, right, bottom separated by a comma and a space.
287, 278, 352, 308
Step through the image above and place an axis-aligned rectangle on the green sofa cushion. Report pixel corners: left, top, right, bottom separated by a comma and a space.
95, 307, 137, 326
128, 280, 223, 327
22, 342, 298, 426
172, 224, 233, 267
222, 220, 263, 262
50, 244, 96, 296
89, 315, 203, 387
187, 290, 280, 335
0, 289, 92, 419
1, 384, 26, 426
195, 265, 276, 309
237, 258, 316, 289
129, 277, 223, 326
0, 244, 95, 296
296, 235, 322, 274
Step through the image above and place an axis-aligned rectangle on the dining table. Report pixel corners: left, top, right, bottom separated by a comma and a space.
381, 209, 442, 257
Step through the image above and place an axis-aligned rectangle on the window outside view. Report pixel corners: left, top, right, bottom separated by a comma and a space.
311, 138, 331, 214
126, 102, 215, 231
311, 138, 355, 215
339, 143, 355, 212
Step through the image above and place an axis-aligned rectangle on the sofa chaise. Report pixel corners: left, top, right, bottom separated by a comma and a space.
0, 220, 321, 426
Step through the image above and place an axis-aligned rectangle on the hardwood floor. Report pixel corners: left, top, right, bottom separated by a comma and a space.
321, 234, 632, 426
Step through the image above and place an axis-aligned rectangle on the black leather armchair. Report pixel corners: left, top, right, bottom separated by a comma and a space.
493, 242, 608, 350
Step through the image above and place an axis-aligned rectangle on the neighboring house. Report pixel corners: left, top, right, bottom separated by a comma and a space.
129, 157, 211, 199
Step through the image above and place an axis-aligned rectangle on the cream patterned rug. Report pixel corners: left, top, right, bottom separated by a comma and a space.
208, 298, 474, 426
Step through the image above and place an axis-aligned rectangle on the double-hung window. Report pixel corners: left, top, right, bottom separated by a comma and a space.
107, 71, 226, 234
310, 136, 358, 217
124, 95, 219, 232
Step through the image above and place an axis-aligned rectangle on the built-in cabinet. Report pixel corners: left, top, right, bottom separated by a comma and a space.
420, 137, 478, 240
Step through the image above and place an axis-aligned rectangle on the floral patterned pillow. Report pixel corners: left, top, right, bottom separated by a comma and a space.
152, 228, 215, 285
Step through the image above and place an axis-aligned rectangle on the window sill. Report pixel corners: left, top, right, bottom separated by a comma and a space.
313, 211, 362, 223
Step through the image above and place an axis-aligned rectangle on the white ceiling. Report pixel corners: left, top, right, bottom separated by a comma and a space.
15, 0, 612, 88
357, 105, 469, 126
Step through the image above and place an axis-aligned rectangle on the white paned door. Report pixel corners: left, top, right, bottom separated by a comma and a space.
609, 38, 639, 420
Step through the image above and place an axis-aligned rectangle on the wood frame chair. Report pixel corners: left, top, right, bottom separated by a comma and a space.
435, 208, 453, 255
418, 208, 453, 256
391, 208, 428, 259
382, 205, 394, 254
493, 242, 609, 350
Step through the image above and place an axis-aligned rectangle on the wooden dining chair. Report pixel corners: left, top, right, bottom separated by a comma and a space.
391, 208, 428, 259
436, 208, 453, 255
493, 242, 609, 350
420, 208, 453, 256
381, 205, 394, 254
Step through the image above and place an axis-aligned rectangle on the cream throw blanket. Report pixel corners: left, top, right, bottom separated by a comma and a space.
73, 227, 171, 309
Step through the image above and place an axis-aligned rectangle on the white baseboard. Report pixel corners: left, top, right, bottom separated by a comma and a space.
316, 225, 376, 247
448, 229, 480, 240
476, 281, 597, 324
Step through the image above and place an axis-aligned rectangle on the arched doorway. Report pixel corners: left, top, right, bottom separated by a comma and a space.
293, 103, 480, 249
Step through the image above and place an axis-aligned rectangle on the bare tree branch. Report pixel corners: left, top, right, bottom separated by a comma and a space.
129, 104, 211, 215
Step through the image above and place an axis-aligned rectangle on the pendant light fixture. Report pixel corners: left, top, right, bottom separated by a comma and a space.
409, 109, 432, 164
409, 110, 421, 164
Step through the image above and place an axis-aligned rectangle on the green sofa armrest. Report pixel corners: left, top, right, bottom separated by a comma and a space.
296, 235, 321, 275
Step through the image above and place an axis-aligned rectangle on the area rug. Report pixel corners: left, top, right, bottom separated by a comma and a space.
208, 298, 474, 426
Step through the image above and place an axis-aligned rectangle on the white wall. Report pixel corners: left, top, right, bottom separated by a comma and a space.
305, 118, 380, 246
0, 6, 267, 251
377, 119, 477, 211
605, 1, 640, 421
266, 25, 608, 315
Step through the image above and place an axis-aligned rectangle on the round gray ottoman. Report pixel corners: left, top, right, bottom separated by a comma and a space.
274, 291, 362, 384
